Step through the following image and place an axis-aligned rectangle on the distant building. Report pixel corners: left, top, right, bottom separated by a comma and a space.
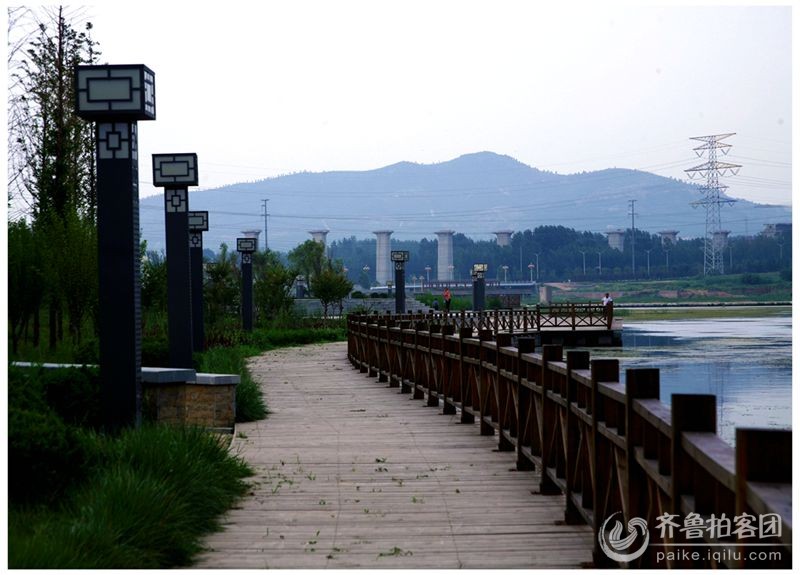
761, 223, 792, 238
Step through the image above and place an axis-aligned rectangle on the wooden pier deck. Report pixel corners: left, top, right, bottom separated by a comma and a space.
193, 342, 594, 569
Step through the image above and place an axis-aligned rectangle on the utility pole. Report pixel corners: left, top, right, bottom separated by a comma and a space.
685, 133, 740, 275
628, 199, 637, 277
261, 198, 269, 252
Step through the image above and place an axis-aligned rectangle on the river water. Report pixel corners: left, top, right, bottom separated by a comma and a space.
593, 312, 792, 446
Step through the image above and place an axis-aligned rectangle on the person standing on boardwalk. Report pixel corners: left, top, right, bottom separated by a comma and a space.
443, 287, 452, 312
602, 292, 613, 321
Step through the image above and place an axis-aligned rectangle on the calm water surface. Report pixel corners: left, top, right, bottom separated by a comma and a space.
594, 314, 792, 446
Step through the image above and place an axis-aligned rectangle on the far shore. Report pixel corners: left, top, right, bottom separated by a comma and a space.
614, 303, 791, 321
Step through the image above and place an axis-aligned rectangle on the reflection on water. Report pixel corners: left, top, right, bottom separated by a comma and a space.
596, 315, 792, 446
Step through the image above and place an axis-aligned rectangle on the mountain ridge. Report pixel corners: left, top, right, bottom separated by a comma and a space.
139, 151, 791, 253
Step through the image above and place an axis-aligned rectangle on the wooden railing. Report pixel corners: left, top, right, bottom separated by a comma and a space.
346, 315, 791, 569
352, 303, 614, 334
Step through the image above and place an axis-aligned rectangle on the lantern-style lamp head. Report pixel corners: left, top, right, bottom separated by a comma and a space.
152, 154, 199, 187
188, 211, 209, 232
391, 250, 410, 262
237, 238, 257, 253
75, 64, 156, 121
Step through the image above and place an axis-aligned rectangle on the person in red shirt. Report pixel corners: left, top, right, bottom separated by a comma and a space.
443, 287, 452, 312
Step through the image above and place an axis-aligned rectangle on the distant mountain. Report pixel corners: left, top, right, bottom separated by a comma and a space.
140, 151, 791, 254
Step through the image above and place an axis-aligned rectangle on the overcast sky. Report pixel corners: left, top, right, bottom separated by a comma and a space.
17, 2, 796, 207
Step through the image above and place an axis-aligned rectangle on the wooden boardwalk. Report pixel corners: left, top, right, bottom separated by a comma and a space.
193, 342, 593, 569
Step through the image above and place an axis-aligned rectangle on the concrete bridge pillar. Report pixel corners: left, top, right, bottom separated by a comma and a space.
309, 229, 329, 256
436, 230, 455, 281
373, 230, 393, 285
605, 229, 625, 252
494, 230, 513, 247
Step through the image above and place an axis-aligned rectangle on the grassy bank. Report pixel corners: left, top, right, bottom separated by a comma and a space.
9, 425, 252, 568
614, 304, 791, 322
547, 272, 791, 305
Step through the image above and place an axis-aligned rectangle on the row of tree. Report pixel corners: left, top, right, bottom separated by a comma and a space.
327, 226, 791, 286
8, 8, 100, 354
139, 239, 352, 341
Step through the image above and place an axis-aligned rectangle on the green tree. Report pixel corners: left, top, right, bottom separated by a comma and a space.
309, 262, 353, 318
205, 243, 240, 328
288, 240, 325, 284
141, 249, 168, 315
253, 250, 296, 324
8, 220, 44, 354
8, 7, 101, 352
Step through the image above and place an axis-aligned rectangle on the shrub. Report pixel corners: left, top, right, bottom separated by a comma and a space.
141, 337, 170, 367
8, 366, 96, 504
8, 406, 87, 504
741, 273, 763, 285
39, 366, 102, 428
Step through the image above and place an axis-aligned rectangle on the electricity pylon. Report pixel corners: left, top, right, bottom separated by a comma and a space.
685, 133, 740, 275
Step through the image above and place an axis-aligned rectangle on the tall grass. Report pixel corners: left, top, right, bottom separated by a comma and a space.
9, 424, 252, 569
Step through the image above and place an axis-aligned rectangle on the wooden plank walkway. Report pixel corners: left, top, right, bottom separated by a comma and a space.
192, 342, 594, 569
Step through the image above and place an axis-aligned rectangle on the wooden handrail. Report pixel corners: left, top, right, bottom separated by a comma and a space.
346, 315, 791, 569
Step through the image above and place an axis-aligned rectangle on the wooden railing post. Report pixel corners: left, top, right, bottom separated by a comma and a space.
539, 344, 564, 495
624, 368, 660, 568
516, 337, 536, 472
670, 394, 716, 516
734, 428, 791, 568
459, 328, 475, 424
564, 350, 590, 524
590, 358, 620, 566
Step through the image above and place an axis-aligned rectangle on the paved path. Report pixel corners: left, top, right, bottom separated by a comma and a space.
193, 342, 593, 569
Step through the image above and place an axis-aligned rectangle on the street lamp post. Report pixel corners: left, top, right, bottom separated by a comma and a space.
534, 254, 540, 281
501, 265, 509, 283
391, 250, 409, 313
74, 63, 156, 430
425, 265, 431, 283
472, 263, 487, 311
237, 237, 257, 331
579, 251, 586, 275
597, 252, 603, 276
188, 210, 208, 352
528, 262, 534, 282
153, 153, 198, 368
